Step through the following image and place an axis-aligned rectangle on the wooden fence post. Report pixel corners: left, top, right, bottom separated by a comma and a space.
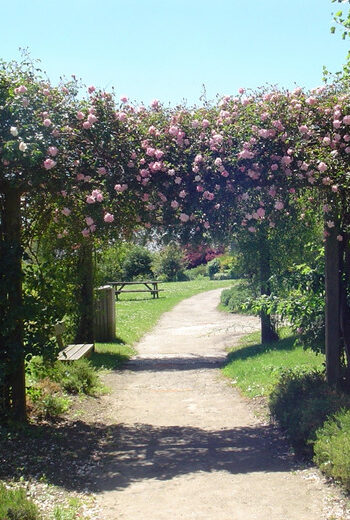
94, 285, 116, 341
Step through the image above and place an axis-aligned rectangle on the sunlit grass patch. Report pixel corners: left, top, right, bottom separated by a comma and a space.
222, 327, 325, 398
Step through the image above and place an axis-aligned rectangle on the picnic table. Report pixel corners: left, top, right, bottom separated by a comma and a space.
107, 280, 163, 300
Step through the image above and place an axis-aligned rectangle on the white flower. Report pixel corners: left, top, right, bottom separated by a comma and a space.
19, 142, 27, 152
10, 126, 18, 136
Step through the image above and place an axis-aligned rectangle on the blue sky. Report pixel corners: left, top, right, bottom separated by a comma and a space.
2, 0, 349, 106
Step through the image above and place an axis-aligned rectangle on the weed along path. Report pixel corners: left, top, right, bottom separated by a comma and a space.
92, 289, 340, 520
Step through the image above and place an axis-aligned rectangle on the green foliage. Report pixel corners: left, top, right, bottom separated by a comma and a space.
53, 498, 81, 520
314, 408, 350, 490
121, 245, 153, 281
26, 356, 101, 418
152, 243, 186, 281
27, 377, 70, 418
207, 258, 220, 280
220, 281, 257, 314
95, 242, 129, 285
269, 369, 350, 456
56, 359, 101, 396
183, 264, 208, 280
0, 483, 40, 520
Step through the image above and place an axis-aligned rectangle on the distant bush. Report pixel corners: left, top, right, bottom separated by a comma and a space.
220, 281, 256, 313
207, 258, 220, 280
269, 369, 350, 456
95, 242, 129, 285
121, 246, 153, 281
314, 409, 350, 490
152, 243, 186, 281
184, 264, 208, 280
0, 484, 40, 520
213, 272, 232, 280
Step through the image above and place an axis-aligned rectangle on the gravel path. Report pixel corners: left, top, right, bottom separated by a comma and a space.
92, 288, 346, 519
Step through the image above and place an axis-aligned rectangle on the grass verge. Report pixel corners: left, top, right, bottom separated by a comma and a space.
93, 279, 235, 369
222, 327, 324, 399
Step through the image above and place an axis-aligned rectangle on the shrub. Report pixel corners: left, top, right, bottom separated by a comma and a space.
220, 281, 256, 313
0, 484, 41, 520
314, 409, 350, 490
184, 264, 208, 280
269, 369, 350, 456
121, 246, 153, 281
27, 378, 70, 418
152, 243, 186, 281
207, 258, 220, 280
95, 243, 129, 285
56, 359, 101, 395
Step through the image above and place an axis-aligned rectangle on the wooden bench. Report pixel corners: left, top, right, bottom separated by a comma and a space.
108, 280, 164, 300
54, 322, 94, 362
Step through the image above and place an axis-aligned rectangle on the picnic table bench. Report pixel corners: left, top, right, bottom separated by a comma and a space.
54, 322, 94, 362
107, 280, 164, 300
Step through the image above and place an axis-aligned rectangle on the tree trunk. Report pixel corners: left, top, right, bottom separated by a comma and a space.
325, 225, 341, 387
339, 232, 350, 383
75, 240, 95, 343
0, 188, 26, 421
259, 237, 279, 343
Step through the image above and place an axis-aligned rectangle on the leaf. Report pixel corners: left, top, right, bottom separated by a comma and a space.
331, 26, 336, 33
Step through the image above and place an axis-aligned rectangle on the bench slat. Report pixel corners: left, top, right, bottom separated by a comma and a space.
58, 343, 94, 361
116, 289, 164, 293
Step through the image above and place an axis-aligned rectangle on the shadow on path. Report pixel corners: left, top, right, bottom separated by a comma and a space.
0, 418, 301, 493
126, 356, 226, 371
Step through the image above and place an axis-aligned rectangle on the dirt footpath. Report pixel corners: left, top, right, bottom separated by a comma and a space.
92, 288, 348, 520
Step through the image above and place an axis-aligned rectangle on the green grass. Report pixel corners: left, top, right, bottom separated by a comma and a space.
222, 327, 325, 398
93, 279, 235, 369
0, 483, 40, 520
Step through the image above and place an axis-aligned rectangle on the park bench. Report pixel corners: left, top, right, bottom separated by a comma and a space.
54, 322, 94, 362
108, 280, 164, 300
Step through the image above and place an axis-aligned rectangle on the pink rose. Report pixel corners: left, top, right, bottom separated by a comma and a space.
85, 217, 94, 226
104, 213, 114, 223
76, 112, 84, 120
83, 121, 92, 129
179, 213, 189, 222
120, 95, 128, 103
97, 167, 107, 175
43, 119, 52, 127
48, 146, 58, 157
88, 113, 97, 124
317, 162, 328, 172
82, 228, 90, 237
62, 207, 71, 216
43, 158, 56, 170
274, 201, 284, 210
88, 85, 96, 94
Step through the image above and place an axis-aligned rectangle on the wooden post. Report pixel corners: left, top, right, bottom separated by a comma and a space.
1, 188, 26, 421
95, 285, 116, 341
325, 225, 340, 387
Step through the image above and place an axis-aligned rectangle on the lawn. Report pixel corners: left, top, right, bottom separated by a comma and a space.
222, 327, 325, 398
92, 279, 236, 369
